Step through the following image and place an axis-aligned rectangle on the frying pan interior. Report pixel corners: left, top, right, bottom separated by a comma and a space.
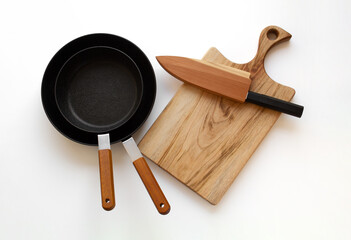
55, 46, 143, 133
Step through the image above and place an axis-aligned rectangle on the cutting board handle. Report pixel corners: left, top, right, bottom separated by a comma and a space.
251, 26, 292, 73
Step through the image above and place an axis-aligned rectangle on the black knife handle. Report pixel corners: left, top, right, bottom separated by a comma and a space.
246, 91, 304, 118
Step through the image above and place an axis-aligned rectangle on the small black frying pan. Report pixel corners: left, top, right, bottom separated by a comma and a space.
42, 34, 170, 214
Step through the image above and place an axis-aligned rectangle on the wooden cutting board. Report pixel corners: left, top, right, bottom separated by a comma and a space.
139, 26, 296, 205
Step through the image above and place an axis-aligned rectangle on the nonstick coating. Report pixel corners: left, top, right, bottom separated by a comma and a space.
42, 34, 156, 145
55, 46, 142, 133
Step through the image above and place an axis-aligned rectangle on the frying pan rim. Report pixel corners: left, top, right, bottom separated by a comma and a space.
41, 33, 156, 145
53, 45, 144, 134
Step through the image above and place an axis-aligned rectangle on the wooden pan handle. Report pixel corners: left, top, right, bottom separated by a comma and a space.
252, 26, 292, 73
98, 149, 115, 211
133, 157, 170, 215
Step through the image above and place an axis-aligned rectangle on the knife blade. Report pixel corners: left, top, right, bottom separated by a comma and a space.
156, 56, 303, 118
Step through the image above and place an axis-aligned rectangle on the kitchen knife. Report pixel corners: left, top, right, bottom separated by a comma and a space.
156, 56, 304, 118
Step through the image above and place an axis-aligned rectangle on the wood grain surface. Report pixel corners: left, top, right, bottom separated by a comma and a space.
139, 26, 296, 205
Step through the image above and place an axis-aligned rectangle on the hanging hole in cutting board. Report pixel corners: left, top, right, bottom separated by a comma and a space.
267, 29, 279, 40
105, 198, 110, 203
160, 203, 165, 208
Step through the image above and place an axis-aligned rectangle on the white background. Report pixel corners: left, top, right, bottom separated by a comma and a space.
1, 0, 350, 239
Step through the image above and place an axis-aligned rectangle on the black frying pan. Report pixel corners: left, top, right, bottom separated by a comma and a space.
42, 34, 170, 214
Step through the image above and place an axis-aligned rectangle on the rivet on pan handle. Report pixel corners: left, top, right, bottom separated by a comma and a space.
98, 134, 116, 211
123, 137, 170, 215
